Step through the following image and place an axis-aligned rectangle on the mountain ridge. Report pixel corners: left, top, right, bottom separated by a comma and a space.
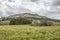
8, 13, 47, 19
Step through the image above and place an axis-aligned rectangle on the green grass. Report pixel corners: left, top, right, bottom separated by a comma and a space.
0, 25, 60, 40
54, 22, 60, 26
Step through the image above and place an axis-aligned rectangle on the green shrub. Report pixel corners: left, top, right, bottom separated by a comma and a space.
40, 21, 54, 26
9, 18, 16, 25
0, 20, 1, 22
31, 20, 54, 26
0, 21, 10, 25
31, 20, 40, 26
9, 17, 32, 25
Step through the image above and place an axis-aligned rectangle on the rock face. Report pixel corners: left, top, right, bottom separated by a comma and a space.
8, 13, 47, 19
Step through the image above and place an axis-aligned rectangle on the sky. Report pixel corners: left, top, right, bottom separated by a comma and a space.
0, 0, 60, 19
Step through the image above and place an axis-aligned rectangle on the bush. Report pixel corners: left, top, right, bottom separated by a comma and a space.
0, 20, 1, 22
9, 18, 16, 25
0, 21, 10, 25
31, 20, 54, 26
40, 21, 54, 26
31, 20, 40, 26
9, 17, 32, 25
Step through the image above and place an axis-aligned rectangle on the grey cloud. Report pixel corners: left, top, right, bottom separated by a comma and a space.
30, 0, 40, 4
1, 0, 60, 19
0, 11, 3, 17
6, 11, 14, 15
8, 0, 15, 2
53, 0, 60, 6
31, 0, 39, 2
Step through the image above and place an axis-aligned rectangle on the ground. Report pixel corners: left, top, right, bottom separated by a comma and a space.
0, 25, 60, 40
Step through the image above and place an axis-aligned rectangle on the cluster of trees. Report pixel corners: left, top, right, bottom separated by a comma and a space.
9, 17, 32, 25
0, 17, 10, 25
31, 20, 54, 26
0, 17, 54, 26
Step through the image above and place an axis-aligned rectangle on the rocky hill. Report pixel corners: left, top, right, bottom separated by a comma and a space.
8, 13, 47, 19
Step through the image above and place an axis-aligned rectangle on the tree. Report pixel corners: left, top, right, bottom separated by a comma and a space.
31, 20, 40, 26
40, 18, 54, 26
9, 17, 32, 25
9, 18, 16, 25
2, 17, 6, 21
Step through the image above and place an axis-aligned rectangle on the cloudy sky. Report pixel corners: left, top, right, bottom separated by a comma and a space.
0, 0, 60, 19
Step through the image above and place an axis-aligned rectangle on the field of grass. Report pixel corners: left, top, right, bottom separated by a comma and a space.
0, 25, 60, 40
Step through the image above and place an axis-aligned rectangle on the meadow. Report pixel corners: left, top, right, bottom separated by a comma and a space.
0, 25, 60, 40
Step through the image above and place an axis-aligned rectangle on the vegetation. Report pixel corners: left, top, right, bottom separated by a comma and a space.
0, 13, 60, 26
0, 21, 10, 25
0, 16, 60, 26
0, 25, 60, 40
9, 17, 32, 25
0, 17, 59, 26
40, 21, 54, 26
0, 13, 60, 40
0, 19, 2, 22
31, 19, 54, 26
31, 20, 40, 26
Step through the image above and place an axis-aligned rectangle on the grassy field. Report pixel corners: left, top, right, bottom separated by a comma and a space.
0, 25, 60, 40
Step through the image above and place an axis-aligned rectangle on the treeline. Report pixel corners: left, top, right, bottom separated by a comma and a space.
0, 17, 55, 26
9, 17, 32, 25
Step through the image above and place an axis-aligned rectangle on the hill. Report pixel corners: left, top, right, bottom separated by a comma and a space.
7, 13, 60, 22
0, 13, 60, 23
7, 13, 48, 20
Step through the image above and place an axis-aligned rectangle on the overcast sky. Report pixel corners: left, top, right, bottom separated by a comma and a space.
0, 0, 60, 19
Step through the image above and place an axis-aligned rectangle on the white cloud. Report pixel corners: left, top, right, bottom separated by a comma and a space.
0, 0, 60, 19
